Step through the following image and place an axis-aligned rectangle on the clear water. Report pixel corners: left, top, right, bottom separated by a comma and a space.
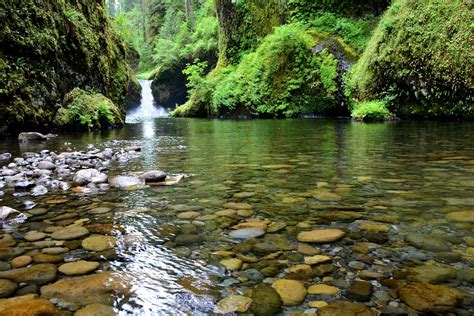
1, 118, 473, 314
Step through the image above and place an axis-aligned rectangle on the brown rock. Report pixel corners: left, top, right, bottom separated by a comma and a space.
40, 272, 131, 306
0, 264, 57, 285
398, 283, 463, 313
86, 224, 125, 235
272, 279, 306, 306
318, 300, 376, 316
297, 244, 321, 256
0, 294, 63, 316
297, 229, 345, 243
10, 255, 32, 268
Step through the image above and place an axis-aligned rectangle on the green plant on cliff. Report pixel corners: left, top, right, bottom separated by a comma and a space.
54, 88, 124, 130
173, 24, 340, 117
347, 0, 474, 118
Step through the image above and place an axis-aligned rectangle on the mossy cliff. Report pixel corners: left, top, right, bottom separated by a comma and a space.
0, 0, 132, 135
348, 0, 474, 118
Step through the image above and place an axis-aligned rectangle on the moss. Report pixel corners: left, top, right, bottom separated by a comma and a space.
348, 0, 474, 118
351, 100, 394, 122
54, 88, 124, 130
0, 0, 131, 135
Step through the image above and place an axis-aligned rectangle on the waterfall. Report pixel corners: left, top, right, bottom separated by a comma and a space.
126, 80, 168, 123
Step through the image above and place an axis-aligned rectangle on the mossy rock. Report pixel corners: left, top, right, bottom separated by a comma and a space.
0, 0, 131, 136
348, 0, 474, 118
126, 76, 142, 111
54, 88, 124, 130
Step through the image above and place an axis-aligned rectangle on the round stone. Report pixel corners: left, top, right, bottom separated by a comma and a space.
10, 255, 32, 268
304, 255, 332, 265
0, 279, 18, 298
219, 258, 243, 271
51, 226, 89, 240
24, 231, 47, 242
308, 284, 340, 295
214, 295, 252, 313
82, 235, 117, 252
272, 279, 307, 306
229, 228, 265, 239
58, 260, 100, 276
297, 229, 345, 243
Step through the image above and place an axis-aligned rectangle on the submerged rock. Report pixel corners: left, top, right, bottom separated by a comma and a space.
229, 228, 265, 239
75, 304, 116, 316
58, 260, 99, 276
0, 294, 62, 315
0, 279, 17, 298
51, 226, 89, 240
398, 283, 463, 313
18, 132, 50, 142
73, 169, 108, 186
297, 228, 345, 243
214, 295, 252, 313
0, 206, 28, 227
40, 272, 131, 306
249, 284, 282, 315
318, 300, 376, 316
0, 263, 57, 285
109, 176, 144, 188
272, 279, 306, 306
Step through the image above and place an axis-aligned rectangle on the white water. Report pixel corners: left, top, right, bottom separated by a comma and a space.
126, 80, 168, 123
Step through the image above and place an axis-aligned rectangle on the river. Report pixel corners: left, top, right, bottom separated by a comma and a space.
0, 114, 473, 314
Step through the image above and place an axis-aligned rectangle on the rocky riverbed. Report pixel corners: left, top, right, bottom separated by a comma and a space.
0, 122, 474, 315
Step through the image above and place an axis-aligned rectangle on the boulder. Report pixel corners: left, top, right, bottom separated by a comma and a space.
36, 161, 56, 170
398, 283, 463, 313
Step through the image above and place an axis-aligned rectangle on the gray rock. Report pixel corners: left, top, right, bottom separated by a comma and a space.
73, 169, 108, 186
37, 161, 56, 170
14, 180, 35, 190
139, 170, 167, 183
109, 176, 144, 188
0, 206, 27, 227
31, 185, 48, 196
230, 228, 265, 239
18, 132, 47, 142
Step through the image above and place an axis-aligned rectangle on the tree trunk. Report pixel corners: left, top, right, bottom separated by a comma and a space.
184, 0, 195, 29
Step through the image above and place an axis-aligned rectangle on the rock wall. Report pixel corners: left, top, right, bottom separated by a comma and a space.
0, 0, 132, 135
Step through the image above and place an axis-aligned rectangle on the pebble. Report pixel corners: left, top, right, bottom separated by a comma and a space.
307, 284, 340, 295
229, 228, 265, 239
304, 255, 332, 265
219, 258, 242, 271
214, 295, 252, 313
0, 279, 18, 298
346, 280, 373, 302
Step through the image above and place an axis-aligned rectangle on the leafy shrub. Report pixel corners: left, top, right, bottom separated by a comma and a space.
54, 88, 124, 130
173, 24, 340, 117
351, 100, 393, 121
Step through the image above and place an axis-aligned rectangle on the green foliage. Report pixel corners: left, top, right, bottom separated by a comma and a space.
151, 0, 218, 72
183, 60, 209, 94
304, 12, 379, 53
287, 0, 390, 18
348, 0, 474, 118
351, 100, 393, 121
173, 24, 340, 117
54, 88, 124, 130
